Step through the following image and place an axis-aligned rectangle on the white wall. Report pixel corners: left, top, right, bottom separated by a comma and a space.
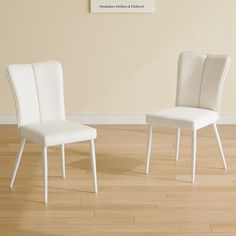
0, 0, 235, 123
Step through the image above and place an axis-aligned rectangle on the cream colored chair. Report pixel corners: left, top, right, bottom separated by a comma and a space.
7, 61, 98, 203
145, 52, 231, 183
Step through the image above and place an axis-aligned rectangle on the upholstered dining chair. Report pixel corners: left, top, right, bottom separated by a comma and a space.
7, 60, 98, 203
145, 52, 231, 183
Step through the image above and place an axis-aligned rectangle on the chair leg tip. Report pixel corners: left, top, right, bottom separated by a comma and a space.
44, 195, 48, 204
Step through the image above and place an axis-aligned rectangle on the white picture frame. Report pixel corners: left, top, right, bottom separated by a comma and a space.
91, 0, 155, 13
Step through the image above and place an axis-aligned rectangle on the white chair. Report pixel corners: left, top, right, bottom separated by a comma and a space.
7, 60, 98, 203
145, 52, 231, 183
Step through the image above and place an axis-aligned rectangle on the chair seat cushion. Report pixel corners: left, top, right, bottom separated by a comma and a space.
146, 106, 218, 130
20, 120, 97, 147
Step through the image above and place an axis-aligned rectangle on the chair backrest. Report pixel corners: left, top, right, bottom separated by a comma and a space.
176, 52, 231, 112
7, 61, 65, 127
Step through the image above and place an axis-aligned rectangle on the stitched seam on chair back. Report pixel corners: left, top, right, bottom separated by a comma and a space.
31, 65, 42, 122
197, 56, 207, 108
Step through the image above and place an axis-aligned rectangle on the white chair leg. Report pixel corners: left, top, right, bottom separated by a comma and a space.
89, 140, 98, 193
10, 138, 26, 189
192, 130, 197, 183
212, 123, 227, 170
60, 144, 65, 178
42, 147, 48, 204
145, 125, 153, 175
175, 128, 181, 161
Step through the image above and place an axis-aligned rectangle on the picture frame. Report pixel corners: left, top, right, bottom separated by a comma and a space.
90, 0, 155, 13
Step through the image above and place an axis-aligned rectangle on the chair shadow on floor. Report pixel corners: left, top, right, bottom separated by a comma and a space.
64, 147, 195, 184
65, 147, 145, 176
65, 148, 200, 186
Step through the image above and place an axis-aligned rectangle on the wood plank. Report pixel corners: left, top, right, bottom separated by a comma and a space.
0, 125, 236, 235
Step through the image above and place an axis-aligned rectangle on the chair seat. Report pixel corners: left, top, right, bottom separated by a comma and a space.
146, 106, 218, 130
20, 120, 97, 147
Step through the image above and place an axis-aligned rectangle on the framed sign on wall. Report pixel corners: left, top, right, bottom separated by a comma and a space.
91, 0, 155, 13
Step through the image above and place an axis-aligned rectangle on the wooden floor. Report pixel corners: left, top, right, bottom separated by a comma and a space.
1, 125, 236, 235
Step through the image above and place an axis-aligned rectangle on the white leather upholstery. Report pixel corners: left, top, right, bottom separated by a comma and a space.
176, 52, 206, 108
32, 61, 65, 122
7, 61, 65, 127
20, 120, 97, 147
198, 55, 230, 111
147, 52, 231, 130
176, 52, 231, 112
146, 107, 218, 130
7, 64, 41, 126
7, 60, 96, 146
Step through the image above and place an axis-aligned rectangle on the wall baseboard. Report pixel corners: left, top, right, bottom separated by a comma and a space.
0, 113, 235, 125
217, 114, 236, 125
67, 114, 145, 124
